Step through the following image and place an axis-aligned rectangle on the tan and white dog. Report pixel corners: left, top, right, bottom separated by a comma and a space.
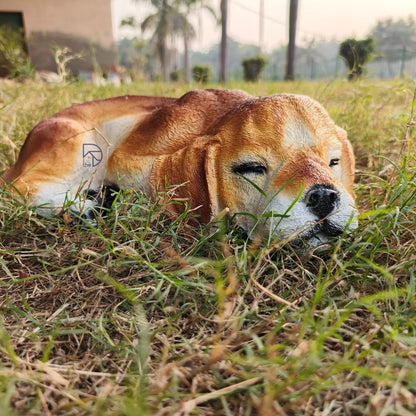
2, 89, 357, 245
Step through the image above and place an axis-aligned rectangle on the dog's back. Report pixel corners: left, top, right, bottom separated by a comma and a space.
2, 89, 252, 216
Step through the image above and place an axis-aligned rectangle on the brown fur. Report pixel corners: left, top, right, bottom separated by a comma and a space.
2, 89, 356, 243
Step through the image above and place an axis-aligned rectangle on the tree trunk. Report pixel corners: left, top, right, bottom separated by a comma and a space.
400, 45, 407, 78
285, 0, 298, 81
160, 0, 169, 82
158, 41, 168, 82
220, 0, 228, 83
259, 0, 264, 52
183, 35, 190, 83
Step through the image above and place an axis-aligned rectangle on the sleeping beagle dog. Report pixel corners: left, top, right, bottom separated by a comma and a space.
2, 89, 357, 246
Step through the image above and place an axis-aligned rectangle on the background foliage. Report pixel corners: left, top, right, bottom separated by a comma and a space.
117, 14, 416, 81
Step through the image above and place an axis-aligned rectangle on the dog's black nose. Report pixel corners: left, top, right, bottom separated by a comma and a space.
305, 184, 339, 218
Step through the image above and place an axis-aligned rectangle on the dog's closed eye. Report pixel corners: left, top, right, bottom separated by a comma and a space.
232, 161, 267, 176
329, 158, 340, 167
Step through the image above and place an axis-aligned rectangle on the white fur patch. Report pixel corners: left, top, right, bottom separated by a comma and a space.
33, 115, 142, 216
283, 116, 317, 149
238, 188, 357, 243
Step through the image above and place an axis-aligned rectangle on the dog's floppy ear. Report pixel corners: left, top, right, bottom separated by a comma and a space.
150, 137, 219, 223
336, 126, 355, 197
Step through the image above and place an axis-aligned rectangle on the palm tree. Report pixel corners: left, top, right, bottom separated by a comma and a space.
140, 0, 183, 81
179, 0, 216, 82
127, 0, 216, 82
181, 14, 195, 82
285, 0, 298, 81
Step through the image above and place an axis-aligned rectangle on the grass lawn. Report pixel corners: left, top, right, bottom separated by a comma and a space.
0, 78, 416, 415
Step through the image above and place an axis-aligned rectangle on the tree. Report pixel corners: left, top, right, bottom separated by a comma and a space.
369, 17, 416, 77
124, 0, 189, 81
179, 0, 216, 82
139, 0, 181, 81
191, 37, 261, 81
219, 0, 228, 82
192, 64, 211, 83
370, 17, 416, 61
285, 0, 298, 81
122, 0, 215, 82
339, 37, 375, 80
117, 37, 152, 75
242, 55, 267, 81
0, 26, 34, 79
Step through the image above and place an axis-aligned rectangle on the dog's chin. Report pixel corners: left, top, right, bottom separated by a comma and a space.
298, 233, 332, 251
293, 220, 345, 249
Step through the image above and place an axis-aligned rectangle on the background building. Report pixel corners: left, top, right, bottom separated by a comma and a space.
0, 0, 117, 75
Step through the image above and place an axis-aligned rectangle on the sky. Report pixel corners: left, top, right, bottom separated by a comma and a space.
111, 0, 416, 51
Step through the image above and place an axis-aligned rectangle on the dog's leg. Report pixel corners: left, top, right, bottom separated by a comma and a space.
80, 185, 120, 220
4, 126, 111, 217
26, 178, 106, 218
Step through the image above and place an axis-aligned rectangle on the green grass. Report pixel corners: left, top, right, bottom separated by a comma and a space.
1, 77, 416, 415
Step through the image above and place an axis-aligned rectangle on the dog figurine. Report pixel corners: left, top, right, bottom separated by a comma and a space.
2, 89, 357, 245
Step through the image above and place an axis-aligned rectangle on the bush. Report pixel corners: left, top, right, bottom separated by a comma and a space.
242, 55, 268, 82
339, 37, 375, 80
0, 26, 34, 79
192, 64, 211, 84
170, 69, 181, 82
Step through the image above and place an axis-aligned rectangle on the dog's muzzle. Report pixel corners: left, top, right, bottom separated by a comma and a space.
305, 184, 340, 219
299, 184, 346, 242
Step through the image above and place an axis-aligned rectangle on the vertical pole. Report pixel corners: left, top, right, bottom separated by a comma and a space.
220, 0, 228, 83
285, 0, 298, 81
400, 45, 406, 78
259, 0, 264, 52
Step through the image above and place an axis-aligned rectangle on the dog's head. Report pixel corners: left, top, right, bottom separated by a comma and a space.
152, 94, 357, 246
